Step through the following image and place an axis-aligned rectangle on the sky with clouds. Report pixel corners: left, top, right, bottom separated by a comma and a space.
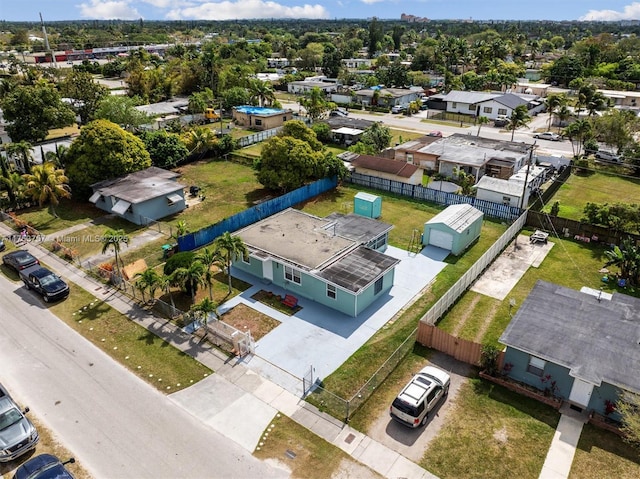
2, 0, 640, 22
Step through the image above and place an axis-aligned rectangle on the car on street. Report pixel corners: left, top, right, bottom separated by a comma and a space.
19, 265, 70, 303
12, 454, 75, 479
0, 238, 5, 252
2, 250, 39, 272
329, 108, 349, 117
0, 383, 39, 463
533, 131, 562, 141
427, 131, 443, 137
594, 150, 622, 163
391, 105, 407, 114
389, 365, 450, 428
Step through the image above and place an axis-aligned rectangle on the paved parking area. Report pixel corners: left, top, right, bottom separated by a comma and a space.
221, 245, 449, 395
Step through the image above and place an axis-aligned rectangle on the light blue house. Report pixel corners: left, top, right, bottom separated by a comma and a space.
233, 208, 398, 317
500, 280, 640, 418
89, 167, 186, 225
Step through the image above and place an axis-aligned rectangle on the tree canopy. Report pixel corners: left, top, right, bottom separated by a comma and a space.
139, 130, 189, 168
65, 119, 152, 198
59, 70, 110, 125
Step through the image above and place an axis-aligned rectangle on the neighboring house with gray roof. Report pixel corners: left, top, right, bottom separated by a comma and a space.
233, 208, 399, 317
351, 154, 423, 185
500, 280, 640, 417
89, 166, 186, 225
353, 87, 421, 108
441, 90, 543, 119
475, 164, 549, 208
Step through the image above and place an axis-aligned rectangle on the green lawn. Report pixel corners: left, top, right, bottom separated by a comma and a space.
8, 198, 105, 235
542, 170, 640, 220
570, 425, 640, 479
423, 378, 560, 479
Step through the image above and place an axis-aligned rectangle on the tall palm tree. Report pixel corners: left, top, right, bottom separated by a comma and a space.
196, 247, 223, 300
100, 229, 130, 279
476, 116, 489, 137
5, 141, 33, 174
605, 238, 640, 285
135, 267, 161, 304
172, 260, 206, 304
555, 105, 574, 132
563, 119, 591, 157
21, 162, 71, 217
214, 232, 248, 294
248, 78, 275, 107
544, 94, 564, 130
508, 105, 531, 141
300, 87, 330, 122
190, 297, 218, 338
158, 274, 177, 312
183, 126, 216, 157
0, 170, 25, 206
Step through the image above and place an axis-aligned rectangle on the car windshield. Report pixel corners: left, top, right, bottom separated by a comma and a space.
39, 273, 61, 287
392, 398, 418, 417
0, 407, 23, 431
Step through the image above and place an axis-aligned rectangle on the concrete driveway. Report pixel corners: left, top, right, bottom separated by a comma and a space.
365, 353, 471, 462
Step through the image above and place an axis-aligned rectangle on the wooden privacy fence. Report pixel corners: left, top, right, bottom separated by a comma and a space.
417, 325, 505, 367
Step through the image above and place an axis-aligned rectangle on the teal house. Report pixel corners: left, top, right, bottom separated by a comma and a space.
500, 280, 640, 418
233, 208, 399, 317
422, 204, 483, 255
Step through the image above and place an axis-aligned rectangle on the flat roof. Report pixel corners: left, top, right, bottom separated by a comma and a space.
235, 209, 355, 271
324, 213, 392, 243
332, 127, 364, 135
234, 105, 286, 116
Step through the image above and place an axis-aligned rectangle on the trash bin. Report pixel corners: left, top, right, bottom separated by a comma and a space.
162, 244, 172, 259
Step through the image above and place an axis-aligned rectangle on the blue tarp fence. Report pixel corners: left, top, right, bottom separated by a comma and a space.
177, 176, 338, 251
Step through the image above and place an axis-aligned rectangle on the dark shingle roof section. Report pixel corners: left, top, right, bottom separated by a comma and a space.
324, 213, 393, 243
351, 155, 419, 178
500, 280, 640, 393
493, 93, 528, 109
317, 246, 399, 293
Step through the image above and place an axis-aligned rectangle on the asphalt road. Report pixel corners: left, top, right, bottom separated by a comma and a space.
0, 275, 288, 479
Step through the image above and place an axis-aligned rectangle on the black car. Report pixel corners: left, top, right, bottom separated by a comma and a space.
19, 266, 70, 303
2, 250, 39, 272
0, 238, 5, 252
12, 454, 75, 479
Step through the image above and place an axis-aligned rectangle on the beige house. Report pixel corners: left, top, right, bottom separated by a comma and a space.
388, 136, 442, 171
232, 106, 292, 131
351, 155, 423, 185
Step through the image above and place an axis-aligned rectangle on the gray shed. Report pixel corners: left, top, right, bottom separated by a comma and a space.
422, 204, 483, 255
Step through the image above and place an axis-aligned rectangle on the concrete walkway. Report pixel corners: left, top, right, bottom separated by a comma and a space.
539, 407, 586, 479
0, 221, 437, 479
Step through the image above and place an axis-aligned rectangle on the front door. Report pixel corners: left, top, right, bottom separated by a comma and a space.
262, 259, 273, 281
569, 378, 594, 407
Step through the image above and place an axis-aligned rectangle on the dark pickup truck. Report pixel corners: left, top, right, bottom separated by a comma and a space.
19, 265, 70, 302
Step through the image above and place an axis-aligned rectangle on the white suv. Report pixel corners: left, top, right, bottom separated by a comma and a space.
390, 366, 450, 428
594, 151, 622, 163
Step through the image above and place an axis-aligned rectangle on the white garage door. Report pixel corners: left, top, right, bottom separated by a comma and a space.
428, 229, 453, 250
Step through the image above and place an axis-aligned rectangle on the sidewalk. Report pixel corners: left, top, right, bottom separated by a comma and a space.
539, 406, 587, 479
0, 222, 437, 479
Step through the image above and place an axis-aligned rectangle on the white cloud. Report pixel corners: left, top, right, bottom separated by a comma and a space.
361, 0, 384, 4
78, 0, 142, 20
139, 0, 178, 7
579, 2, 640, 21
165, 0, 329, 20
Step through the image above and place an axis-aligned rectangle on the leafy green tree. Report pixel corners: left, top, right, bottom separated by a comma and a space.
300, 87, 334, 123
101, 229, 130, 279
592, 110, 638, 156
22, 162, 71, 217
616, 391, 640, 448
257, 136, 324, 192
94, 95, 150, 129
311, 122, 332, 143
545, 55, 585, 87
65, 119, 152, 198
376, 61, 410, 88
188, 88, 216, 114
139, 130, 189, 168
279, 120, 323, 151
544, 94, 567, 130
221, 86, 251, 110
604, 237, 640, 285
367, 17, 384, 58
0, 83, 75, 143
358, 122, 392, 154
59, 70, 109, 125
508, 105, 531, 141
214, 232, 248, 294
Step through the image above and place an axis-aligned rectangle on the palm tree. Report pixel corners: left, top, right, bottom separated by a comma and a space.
508, 105, 531, 141
172, 260, 206, 304
476, 116, 489, 137
196, 247, 223, 300
190, 297, 218, 336
214, 232, 248, 294
555, 105, 574, 132
1, 170, 25, 206
183, 126, 216, 157
158, 274, 177, 312
544, 94, 563, 130
21, 162, 71, 217
586, 92, 609, 117
563, 119, 591, 157
300, 87, 330, 122
248, 78, 275, 107
5, 141, 33, 173
135, 267, 161, 304
605, 238, 640, 285
100, 229, 130, 279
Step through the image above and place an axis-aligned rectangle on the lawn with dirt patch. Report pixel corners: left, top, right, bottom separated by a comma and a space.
220, 303, 280, 341
422, 378, 559, 479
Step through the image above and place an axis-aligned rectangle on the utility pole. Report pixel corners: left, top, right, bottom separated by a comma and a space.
519, 143, 537, 210
40, 12, 56, 68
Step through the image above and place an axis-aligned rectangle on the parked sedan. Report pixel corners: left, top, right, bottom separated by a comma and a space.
12, 454, 75, 479
534, 131, 562, 141
2, 250, 39, 272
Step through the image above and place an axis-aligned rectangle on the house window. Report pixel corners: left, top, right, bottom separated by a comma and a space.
406, 153, 414, 164
483, 106, 492, 113
468, 104, 475, 111
284, 265, 301, 285
451, 102, 457, 108
527, 356, 546, 376
327, 284, 336, 299
502, 196, 511, 205
241, 254, 250, 265
374, 277, 383, 295
368, 233, 388, 250
255, 119, 262, 126
498, 108, 507, 116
